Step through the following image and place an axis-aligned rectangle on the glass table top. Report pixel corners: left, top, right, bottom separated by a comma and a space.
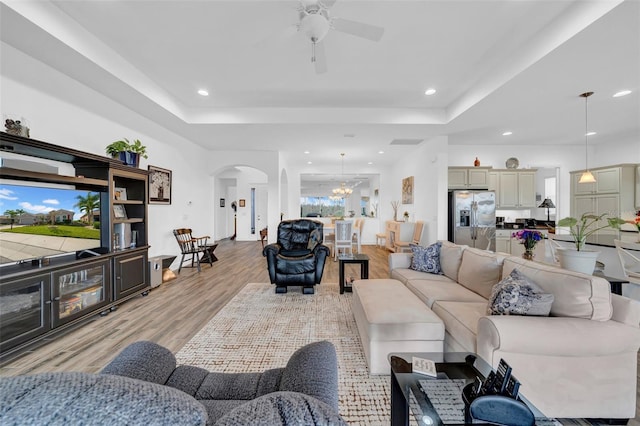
389, 352, 549, 426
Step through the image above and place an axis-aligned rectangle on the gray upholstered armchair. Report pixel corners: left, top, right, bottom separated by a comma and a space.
263, 219, 330, 294
0, 340, 346, 426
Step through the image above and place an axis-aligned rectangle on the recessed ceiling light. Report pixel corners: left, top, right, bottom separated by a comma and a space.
424, 88, 436, 96
502, 131, 513, 136
586, 131, 597, 136
304, 150, 310, 154
197, 89, 209, 96
613, 90, 631, 97
307, 161, 312, 164
378, 150, 384, 154
368, 162, 373, 165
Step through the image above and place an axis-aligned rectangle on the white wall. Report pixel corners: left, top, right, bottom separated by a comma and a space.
1, 43, 214, 264
209, 151, 279, 243
385, 136, 449, 245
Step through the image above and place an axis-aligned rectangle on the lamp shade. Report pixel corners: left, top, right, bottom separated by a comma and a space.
538, 198, 555, 208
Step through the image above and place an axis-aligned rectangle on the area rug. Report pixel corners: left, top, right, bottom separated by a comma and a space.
176, 282, 390, 425
176, 282, 612, 426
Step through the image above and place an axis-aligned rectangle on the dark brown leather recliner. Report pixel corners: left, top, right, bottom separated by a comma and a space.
262, 219, 330, 294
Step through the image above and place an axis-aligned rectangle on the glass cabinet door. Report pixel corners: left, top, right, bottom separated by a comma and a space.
52, 259, 111, 326
0, 273, 51, 353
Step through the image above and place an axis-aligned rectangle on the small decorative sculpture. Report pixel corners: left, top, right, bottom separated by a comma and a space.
474, 157, 480, 167
4, 118, 30, 138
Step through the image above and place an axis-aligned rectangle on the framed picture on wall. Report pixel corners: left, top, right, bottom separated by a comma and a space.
220, 198, 225, 207
402, 176, 414, 204
239, 199, 246, 207
148, 165, 172, 205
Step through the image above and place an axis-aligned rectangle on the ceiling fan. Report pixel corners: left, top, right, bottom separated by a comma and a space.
292, 0, 385, 73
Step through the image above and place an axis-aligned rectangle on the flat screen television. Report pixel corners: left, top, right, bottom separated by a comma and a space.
0, 182, 105, 266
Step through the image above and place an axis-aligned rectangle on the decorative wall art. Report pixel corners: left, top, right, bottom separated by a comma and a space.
402, 176, 414, 204
239, 199, 246, 208
148, 165, 172, 205
220, 198, 225, 207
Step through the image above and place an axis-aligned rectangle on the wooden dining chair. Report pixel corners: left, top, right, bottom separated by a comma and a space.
334, 220, 354, 260
351, 218, 363, 253
394, 221, 424, 253
173, 228, 213, 273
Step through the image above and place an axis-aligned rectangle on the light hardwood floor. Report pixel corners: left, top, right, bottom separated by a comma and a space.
0, 239, 390, 376
1, 239, 638, 425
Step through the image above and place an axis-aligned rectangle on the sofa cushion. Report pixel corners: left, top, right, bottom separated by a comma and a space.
502, 257, 612, 321
405, 279, 487, 308
409, 242, 443, 274
431, 301, 487, 353
390, 267, 441, 284
352, 279, 444, 341
101, 340, 177, 385
487, 269, 554, 316
0, 372, 208, 425
215, 391, 347, 426
457, 248, 505, 299
439, 240, 466, 282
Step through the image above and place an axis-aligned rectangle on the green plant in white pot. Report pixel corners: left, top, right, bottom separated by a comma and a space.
555, 212, 626, 274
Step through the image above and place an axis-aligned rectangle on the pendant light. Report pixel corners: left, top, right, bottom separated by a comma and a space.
578, 91, 596, 184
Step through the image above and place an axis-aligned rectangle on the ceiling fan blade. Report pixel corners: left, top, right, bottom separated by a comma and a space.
313, 41, 328, 74
332, 17, 384, 41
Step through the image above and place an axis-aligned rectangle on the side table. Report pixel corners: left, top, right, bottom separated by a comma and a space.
338, 254, 369, 294
201, 244, 219, 263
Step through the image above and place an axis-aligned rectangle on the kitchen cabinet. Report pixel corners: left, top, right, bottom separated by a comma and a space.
495, 230, 511, 253
448, 167, 491, 189
572, 167, 623, 195
570, 164, 637, 240
488, 171, 499, 192
496, 170, 537, 208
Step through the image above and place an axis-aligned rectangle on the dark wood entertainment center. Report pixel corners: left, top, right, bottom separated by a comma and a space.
0, 131, 150, 363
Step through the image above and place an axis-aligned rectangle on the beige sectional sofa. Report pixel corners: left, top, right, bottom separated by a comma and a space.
384, 240, 640, 420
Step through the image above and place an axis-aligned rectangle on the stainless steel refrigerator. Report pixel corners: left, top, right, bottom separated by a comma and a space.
448, 190, 496, 251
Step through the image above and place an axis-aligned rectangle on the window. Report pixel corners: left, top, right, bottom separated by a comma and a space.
300, 196, 344, 217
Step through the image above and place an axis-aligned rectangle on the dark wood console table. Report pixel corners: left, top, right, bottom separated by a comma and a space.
338, 254, 369, 294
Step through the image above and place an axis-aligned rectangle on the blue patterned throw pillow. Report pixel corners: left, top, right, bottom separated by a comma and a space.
488, 269, 554, 316
409, 242, 443, 274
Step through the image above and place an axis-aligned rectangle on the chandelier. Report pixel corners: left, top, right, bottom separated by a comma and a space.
332, 153, 353, 199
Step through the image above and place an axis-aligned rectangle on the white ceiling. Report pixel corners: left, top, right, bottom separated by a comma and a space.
1, 0, 639, 175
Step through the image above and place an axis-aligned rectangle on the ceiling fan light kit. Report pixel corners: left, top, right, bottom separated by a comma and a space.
293, 0, 384, 73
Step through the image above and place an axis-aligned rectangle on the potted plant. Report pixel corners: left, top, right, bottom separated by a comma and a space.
555, 212, 626, 274
106, 138, 148, 167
